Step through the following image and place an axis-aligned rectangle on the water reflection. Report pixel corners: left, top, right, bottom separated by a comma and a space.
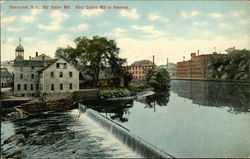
81, 100, 134, 123
171, 80, 250, 114
137, 91, 170, 111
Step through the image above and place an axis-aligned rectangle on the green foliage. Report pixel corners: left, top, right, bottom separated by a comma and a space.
55, 36, 126, 86
146, 68, 171, 91
128, 79, 150, 92
208, 47, 250, 80
99, 88, 130, 98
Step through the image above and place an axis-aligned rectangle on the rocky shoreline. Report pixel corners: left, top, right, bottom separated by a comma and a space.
1, 98, 76, 121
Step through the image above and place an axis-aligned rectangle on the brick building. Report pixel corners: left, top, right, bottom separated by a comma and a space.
123, 65, 154, 79
176, 52, 227, 80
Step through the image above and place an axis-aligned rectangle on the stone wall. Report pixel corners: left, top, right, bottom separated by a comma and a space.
41, 92, 74, 102
41, 89, 99, 102
73, 89, 99, 101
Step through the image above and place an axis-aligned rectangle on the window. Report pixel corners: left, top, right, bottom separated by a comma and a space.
63, 63, 67, 69
31, 74, 34, 79
51, 84, 54, 91
69, 83, 72, 90
42, 56, 45, 60
17, 84, 21, 91
20, 67, 23, 71
24, 84, 27, 90
69, 71, 72, 78
30, 84, 33, 90
51, 72, 54, 78
60, 72, 63, 78
60, 84, 63, 90
36, 83, 39, 90
56, 63, 60, 69
20, 73, 23, 79
31, 66, 34, 69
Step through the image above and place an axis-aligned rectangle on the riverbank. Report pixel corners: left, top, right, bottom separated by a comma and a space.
172, 78, 250, 83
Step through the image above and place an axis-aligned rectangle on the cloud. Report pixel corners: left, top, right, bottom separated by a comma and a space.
231, 10, 246, 17
81, 9, 103, 16
219, 23, 230, 29
181, 11, 199, 18
21, 16, 34, 23
117, 37, 249, 65
20, 9, 41, 23
110, 28, 126, 37
209, 13, 224, 19
6, 27, 24, 32
131, 25, 166, 38
193, 21, 208, 26
115, 28, 125, 33
31, 9, 42, 15
38, 11, 69, 31
148, 13, 169, 22
1, 16, 15, 24
120, 9, 139, 19
50, 10, 69, 21
69, 23, 89, 31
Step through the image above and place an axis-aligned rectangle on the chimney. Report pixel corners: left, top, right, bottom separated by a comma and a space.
198, 49, 199, 56
29, 56, 31, 60
36, 52, 38, 57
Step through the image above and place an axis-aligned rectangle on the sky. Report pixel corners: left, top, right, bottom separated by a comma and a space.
1, 0, 250, 65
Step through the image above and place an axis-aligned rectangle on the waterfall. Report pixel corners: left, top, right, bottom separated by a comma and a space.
78, 103, 174, 158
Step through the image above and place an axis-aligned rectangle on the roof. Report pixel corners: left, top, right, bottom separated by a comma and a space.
15, 45, 24, 52
14, 60, 45, 67
31, 54, 53, 61
37, 58, 79, 74
1, 68, 13, 77
14, 59, 56, 67
37, 59, 58, 74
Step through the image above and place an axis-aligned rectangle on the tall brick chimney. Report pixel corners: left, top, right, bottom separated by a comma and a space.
36, 52, 38, 57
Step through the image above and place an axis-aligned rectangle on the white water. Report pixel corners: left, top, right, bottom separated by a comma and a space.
70, 109, 141, 158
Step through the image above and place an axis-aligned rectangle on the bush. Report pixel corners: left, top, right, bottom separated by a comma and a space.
99, 88, 130, 98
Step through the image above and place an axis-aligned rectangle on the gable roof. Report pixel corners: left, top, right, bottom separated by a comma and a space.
38, 58, 79, 74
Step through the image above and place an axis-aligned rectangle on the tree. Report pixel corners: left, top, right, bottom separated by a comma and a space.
146, 68, 170, 92
207, 48, 250, 80
55, 36, 126, 86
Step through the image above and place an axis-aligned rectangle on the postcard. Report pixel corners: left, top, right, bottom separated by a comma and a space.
1, 0, 249, 158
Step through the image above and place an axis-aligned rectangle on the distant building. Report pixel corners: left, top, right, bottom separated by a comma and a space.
176, 52, 227, 80
13, 39, 79, 97
123, 65, 154, 79
1, 68, 13, 87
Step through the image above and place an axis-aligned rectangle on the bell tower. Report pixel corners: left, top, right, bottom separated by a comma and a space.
15, 37, 24, 60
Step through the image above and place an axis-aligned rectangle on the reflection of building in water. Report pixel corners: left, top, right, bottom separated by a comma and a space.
176, 51, 227, 79
171, 80, 249, 113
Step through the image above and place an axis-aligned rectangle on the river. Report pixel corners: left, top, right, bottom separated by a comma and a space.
2, 80, 250, 158
83, 80, 250, 158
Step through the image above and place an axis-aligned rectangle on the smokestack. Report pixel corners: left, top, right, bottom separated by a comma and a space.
198, 49, 199, 56
167, 58, 168, 69
153, 55, 155, 69
36, 52, 38, 57
29, 56, 31, 60
183, 56, 185, 61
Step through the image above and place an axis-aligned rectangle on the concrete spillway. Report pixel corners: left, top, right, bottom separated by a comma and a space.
78, 103, 174, 158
